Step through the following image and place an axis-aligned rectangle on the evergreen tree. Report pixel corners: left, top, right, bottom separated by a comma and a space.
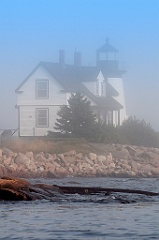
54, 93, 97, 138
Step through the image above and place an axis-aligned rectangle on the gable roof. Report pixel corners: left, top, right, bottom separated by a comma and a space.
42, 62, 100, 83
15, 63, 41, 93
15, 62, 99, 93
16, 61, 123, 110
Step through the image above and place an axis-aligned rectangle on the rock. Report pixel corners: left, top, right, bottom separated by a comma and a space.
0, 176, 61, 200
71, 165, 79, 174
138, 152, 152, 160
125, 146, 137, 156
57, 154, 69, 166
68, 166, 74, 174
14, 153, 30, 166
0, 165, 4, 177
47, 169, 57, 178
38, 166, 45, 172
34, 152, 46, 163
111, 148, 131, 160
27, 162, 37, 172
9, 163, 18, 171
97, 155, 107, 162
88, 153, 97, 161
127, 170, 136, 177
109, 162, 115, 168
0, 164, 9, 176
107, 153, 113, 162
45, 153, 55, 161
84, 156, 93, 165
75, 153, 83, 159
3, 157, 12, 166
0, 149, 2, 157
57, 154, 65, 162
63, 150, 76, 156
25, 151, 34, 160
0, 144, 159, 178
2, 148, 14, 157
55, 167, 68, 177
0, 157, 3, 165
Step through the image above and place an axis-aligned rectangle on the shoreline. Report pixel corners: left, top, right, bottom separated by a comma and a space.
0, 144, 159, 178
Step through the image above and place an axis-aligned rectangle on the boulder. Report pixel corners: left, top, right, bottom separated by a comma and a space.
45, 153, 55, 161
55, 167, 68, 177
125, 146, 137, 156
75, 153, 83, 159
14, 153, 30, 166
63, 150, 76, 157
34, 152, 46, 163
3, 156, 12, 166
25, 151, 34, 160
138, 152, 152, 160
0, 149, 2, 157
88, 152, 97, 161
47, 169, 57, 178
2, 148, 14, 157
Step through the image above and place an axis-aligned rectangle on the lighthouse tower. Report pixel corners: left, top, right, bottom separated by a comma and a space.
96, 39, 127, 124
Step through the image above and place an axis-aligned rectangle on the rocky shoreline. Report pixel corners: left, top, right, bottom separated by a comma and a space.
0, 144, 159, 178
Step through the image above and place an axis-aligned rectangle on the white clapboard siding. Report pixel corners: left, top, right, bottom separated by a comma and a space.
17, 65, 69, 136
17, 66, 67, 106
19, 106, 61, 136
108, 77, 127, 123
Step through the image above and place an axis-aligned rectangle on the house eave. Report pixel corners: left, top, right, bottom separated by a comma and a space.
15, 90, 23, 94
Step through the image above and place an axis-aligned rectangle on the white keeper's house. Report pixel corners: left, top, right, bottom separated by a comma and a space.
15, 40, 127, 137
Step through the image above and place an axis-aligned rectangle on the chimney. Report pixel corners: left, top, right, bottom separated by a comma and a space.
59, 50, 65, 65
74, 51, 81, 66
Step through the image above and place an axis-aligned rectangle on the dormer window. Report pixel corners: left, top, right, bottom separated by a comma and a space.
96, 81, 99, 96
36, 79, 49, 99
101, 81, 104, 96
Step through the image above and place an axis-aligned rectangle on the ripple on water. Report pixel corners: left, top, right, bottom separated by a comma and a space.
0, 178, 159, 239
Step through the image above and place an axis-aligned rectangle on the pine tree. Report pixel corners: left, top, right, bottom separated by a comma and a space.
54, 93, 97, 138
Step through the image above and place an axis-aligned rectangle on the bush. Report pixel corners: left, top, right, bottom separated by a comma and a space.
118, 116, 159, 147
89, 121, 120, 144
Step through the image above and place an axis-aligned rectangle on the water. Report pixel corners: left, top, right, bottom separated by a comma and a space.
0, 178, 159, 239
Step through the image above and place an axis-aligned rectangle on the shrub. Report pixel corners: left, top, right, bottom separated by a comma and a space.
118, 116, 158, 147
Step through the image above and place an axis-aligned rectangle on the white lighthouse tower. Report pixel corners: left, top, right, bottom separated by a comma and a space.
96, 39, 127, 124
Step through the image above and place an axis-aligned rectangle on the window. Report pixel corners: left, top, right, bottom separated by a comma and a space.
36, 108, 49, 127
96, 81, 99, 96
36, 79, 49, 99
101, 81, 104, 96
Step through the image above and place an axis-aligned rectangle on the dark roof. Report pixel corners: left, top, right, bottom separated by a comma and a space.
15, 63, 41, 93
16, 61, 123, 110
97, 39, 118, 53
106, 82, 119, 97
42, 62, 99, 83
94, 96, 123, 110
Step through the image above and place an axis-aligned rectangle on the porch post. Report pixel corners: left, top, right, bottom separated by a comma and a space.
111, 111, 113, 125
97, 109, 100, 122
104, 110, 106, 124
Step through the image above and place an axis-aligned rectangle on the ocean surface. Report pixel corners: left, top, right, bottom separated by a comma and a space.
0, 177, 159, 240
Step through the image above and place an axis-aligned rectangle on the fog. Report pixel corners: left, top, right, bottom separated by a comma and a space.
0, 0, 159, 131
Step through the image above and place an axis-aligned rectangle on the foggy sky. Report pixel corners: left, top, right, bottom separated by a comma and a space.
0, 0, 159, 131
